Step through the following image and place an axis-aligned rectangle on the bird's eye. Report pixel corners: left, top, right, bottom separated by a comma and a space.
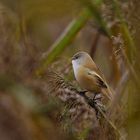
72, 54, 81, 60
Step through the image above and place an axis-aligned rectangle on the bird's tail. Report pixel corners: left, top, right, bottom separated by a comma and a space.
102, 86, 113, 101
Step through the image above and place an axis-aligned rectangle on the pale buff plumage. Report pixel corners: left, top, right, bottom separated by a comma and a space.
72, 51, 112, 100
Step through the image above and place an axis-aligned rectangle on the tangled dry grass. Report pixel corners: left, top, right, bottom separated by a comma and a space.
43, 70, 126, 140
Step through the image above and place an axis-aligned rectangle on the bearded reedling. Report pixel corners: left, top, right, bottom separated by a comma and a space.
72, 51, 113, 100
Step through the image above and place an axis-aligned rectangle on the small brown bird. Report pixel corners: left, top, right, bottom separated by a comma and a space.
72, 51, 112, 100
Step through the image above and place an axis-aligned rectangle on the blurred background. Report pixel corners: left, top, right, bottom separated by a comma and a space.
0, 0, 139, 140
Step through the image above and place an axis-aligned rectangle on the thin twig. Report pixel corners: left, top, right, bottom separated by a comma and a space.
95, 105, 125, 140
110, 70, 129, 110
78, 91, 125, 140
121, 47, 139, 87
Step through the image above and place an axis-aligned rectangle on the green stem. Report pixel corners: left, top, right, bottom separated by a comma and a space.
82, 0, 112, 37
36, 9, 91, 76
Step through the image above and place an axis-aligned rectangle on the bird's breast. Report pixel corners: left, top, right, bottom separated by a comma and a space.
75, 66, 101, 93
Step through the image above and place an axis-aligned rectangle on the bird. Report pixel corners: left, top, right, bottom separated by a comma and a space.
72, 51, 112, 100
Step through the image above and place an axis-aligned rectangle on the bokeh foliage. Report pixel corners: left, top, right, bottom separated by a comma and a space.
0, 0, 139, 140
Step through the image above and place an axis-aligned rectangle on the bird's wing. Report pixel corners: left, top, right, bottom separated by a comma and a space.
87, 69, 113, 100
87, 70, 107, 89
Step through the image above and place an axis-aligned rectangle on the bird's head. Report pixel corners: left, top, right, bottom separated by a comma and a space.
72, 51, 92, 66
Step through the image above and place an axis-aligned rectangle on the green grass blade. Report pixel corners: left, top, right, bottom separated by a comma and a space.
82, 0, 112, 37
36, 9, 91, 76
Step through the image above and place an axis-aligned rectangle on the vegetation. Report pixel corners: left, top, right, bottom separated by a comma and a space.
0, 0, 139, 140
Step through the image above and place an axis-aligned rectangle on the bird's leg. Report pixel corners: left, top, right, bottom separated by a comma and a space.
92, 93, 98, 101
79, 90, 88, 96
78, 91, 105, 119
93, 93, 97, 99
93, 93, 102, 101
91, 93, 106, 119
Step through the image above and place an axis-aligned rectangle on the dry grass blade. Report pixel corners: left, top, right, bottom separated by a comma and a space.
112, 0, 136, 62
110, 70, 129, 111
